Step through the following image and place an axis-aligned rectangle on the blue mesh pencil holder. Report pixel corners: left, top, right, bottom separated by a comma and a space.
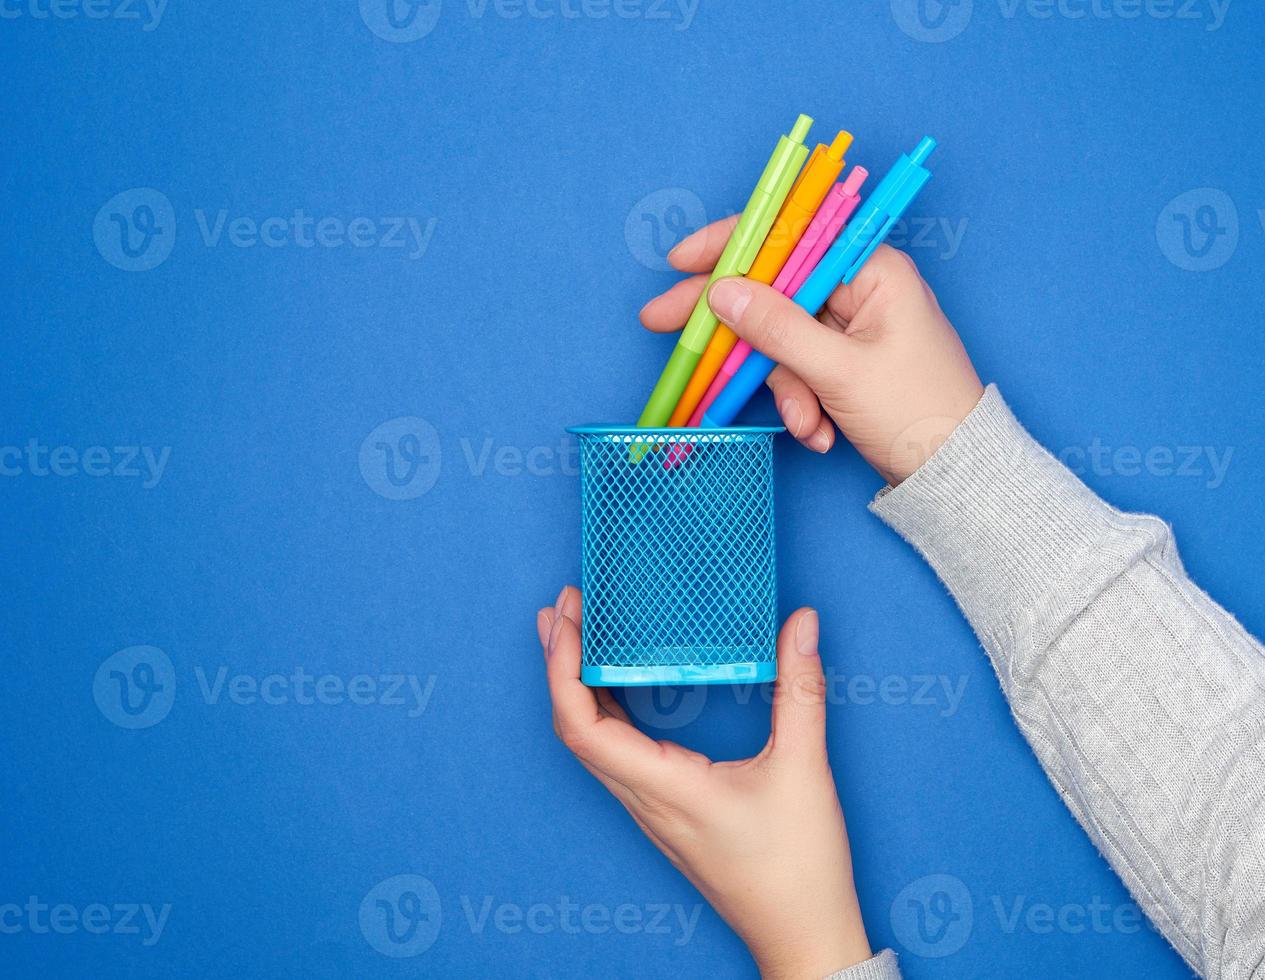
567, 425, 782, 687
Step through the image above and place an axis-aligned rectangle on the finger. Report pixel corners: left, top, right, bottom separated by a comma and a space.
667, 214, 740, 273
545, 611, 679, 790
536, 608, 554, 650
821, 244, 923, 328
595, 686, 631, 723
708, 277, 860, 392
556, 584, 582, 627
639, 274, 710, 334
766, 366, 833, 454
765, 608, 828, 766
536, 585, 584, 655
657, 739, 712, 767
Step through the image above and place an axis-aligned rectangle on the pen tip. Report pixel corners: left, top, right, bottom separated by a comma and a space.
910, 137, 937, 164
842, 166, 868, 195
828, 130, 853, 160
790, 114, 813, 143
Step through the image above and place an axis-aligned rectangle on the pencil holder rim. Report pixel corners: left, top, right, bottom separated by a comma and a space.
567, 424, 786, 435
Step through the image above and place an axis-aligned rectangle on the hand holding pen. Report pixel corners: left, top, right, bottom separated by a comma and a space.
640, 239, 983, 485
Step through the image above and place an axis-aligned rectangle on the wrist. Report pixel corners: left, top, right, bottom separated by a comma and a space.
751, 917, 871, 979
881, 382, 985, 485
756, 937, 872, 980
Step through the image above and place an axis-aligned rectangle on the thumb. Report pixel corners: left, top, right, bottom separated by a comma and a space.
707, 277, 856, 391
767, 608, 829, 765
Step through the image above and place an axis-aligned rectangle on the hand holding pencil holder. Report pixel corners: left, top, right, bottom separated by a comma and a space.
569, 426, 781, 686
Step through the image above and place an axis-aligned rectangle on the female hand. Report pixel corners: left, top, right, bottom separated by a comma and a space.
538, 586, 872, 979
641, 219, 984, 485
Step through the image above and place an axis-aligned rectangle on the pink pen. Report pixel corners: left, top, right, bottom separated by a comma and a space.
664, 166, 869, 468
775, 166, 869, 297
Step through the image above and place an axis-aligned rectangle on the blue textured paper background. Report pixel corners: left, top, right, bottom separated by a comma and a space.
3, 1, 1262, 976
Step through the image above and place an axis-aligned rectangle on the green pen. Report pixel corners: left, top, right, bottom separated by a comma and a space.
635, 113, 814, 435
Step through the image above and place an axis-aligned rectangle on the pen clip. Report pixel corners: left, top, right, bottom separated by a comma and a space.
843, 211, 902, 284
843, 163, 933, 283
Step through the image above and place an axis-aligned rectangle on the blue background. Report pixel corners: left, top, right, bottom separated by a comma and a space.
3, 0, 1262, 976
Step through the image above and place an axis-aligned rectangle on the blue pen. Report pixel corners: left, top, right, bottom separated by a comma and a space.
702, 137, 938, 427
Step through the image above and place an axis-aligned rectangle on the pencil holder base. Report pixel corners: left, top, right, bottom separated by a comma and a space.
582, 661, 777, 688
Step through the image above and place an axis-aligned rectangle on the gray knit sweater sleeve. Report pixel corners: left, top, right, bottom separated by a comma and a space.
843, 383, 1265, 980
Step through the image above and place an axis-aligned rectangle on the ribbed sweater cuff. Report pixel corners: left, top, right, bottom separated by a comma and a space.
823, 949, 901, 979
869, 384, 1144, 650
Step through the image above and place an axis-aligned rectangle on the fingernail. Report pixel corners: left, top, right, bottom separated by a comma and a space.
708, 279, 751, 324
536, 609, 553, 648
667, 240, 684, 261
795, 609, 819, 655
808, 422, 832, 454
548, 612, 566, 654
780, 398, 804, 438
555, 586, 568, 613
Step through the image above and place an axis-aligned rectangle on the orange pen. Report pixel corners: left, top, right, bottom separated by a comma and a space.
667, 129, 853, 426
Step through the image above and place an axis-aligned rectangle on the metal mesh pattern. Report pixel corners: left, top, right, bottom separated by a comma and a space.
573, 428, 779, 679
